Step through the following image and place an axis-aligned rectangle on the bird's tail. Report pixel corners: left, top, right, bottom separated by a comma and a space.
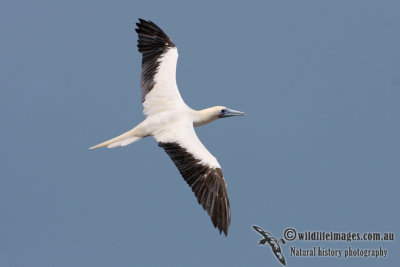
89, 127, 142, 149
258, 239, 267, 245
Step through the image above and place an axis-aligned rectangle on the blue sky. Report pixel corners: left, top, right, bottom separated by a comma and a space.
1, 0, 399, 266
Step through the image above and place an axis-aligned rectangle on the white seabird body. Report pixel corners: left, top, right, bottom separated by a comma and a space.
90, 19, 244, 236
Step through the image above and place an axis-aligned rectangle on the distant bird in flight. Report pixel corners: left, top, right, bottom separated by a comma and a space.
90, 19, 245, 236
253, 225, 286, 265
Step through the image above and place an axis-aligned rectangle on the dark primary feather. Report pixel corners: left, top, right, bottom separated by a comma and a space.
135, 19, 176, 102
158, 142, 231, 236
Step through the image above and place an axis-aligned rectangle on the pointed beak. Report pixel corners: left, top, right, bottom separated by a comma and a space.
224, 108, 246, 117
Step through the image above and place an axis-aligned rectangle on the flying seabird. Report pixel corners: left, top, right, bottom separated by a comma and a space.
253, 225, 286, 265
90, 19, 245, 236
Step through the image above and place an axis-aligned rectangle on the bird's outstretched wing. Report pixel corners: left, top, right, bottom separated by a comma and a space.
253, 225, 269, 238
269, 241, 286, 265
135, 19, 186, 116
155, 120, 231, 236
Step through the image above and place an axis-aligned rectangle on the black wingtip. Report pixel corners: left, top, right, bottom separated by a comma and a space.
137, 18, 149, 27
221, 226, 228, 236
135, 18, 175, 46
253, 225, 262, 232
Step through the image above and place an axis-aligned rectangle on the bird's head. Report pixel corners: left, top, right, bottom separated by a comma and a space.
215, 106, 246, 119
194, 106, 245, 127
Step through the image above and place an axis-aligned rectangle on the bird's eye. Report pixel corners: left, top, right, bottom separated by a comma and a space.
218, 109, 227, 118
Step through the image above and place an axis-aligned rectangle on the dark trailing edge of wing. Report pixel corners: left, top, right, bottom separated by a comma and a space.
158, 142, 231, 236
135, 19, 176, 102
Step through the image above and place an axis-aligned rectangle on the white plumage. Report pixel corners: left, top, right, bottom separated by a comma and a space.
90, 19, 244, 236
143, 47, 186, 116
